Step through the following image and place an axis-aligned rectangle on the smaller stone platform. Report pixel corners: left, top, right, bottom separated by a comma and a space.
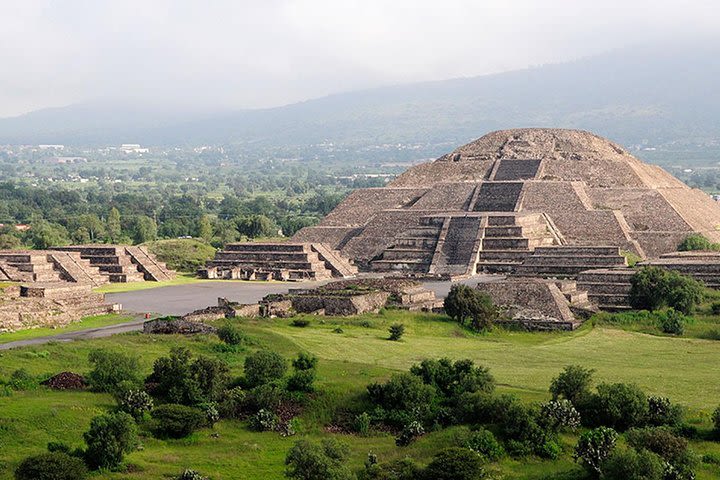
513, 246, 628, 278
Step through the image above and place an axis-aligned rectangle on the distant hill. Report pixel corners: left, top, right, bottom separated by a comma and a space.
2, 41, 719, 148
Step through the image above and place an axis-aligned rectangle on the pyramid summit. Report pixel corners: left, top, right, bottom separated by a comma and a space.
286, 128, 720, 276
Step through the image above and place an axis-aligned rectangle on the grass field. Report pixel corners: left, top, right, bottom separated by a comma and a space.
0, 311, 719, 479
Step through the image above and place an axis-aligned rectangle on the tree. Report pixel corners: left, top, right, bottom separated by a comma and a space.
151, 404, 205, 438
243, 350, 287, 388
388, 323, 405, 341
678, 234, 718, 251
549, 365, 595, 404
410, 358, 495, 400
601, 448, 664, 480
87, 349, 141, 393
0, 233, 22, 249
14, 452, 88, 480
106, 207, 122, 243
128, 215, 157, 244
83, 412, 138, 470
589, 383, 649, 431
574, 427, 618, 477
444, 285, 497, 331
27, 218, 69, 249
423, 447, 486, 480
197, 215, 213, 242
629, 267, 704, 314
235, 214, 277, 238
217, 323, 245, 346
285, 439, 353, 480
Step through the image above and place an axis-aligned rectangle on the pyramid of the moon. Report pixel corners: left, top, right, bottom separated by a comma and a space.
289, 128, 720, 276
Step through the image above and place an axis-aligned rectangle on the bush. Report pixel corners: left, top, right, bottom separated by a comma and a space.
354, 412, 371, 435
146, 238, 216, 273
360, 458, 423, 480
395, 421, 425, 447
388, 323, 405, 341
200, 402, 220, 427
713, 406, 720, 435
249, 409, 279, 431
626, 427, 696, 476
646, 396, 683, 427
285, 439, 354, 480
678, 234, 719, 252
574, 426, 618, 476
116, 386, 154, 420
14, 451, 88, 480
146, 347, 229, 405
87, 349, 141, 393
464, 428, 504, 461
8, 369, 37, 390
586, 383, 648, 431
601, 448, 664, 480
549, 365, 594, 404
629, 267, 704, 314
216, 323, 245, 345
423, 447, 486, 480
151, 404, 205, 438
539, 399, 581, 431
176, 469, 209, 480
243, 350, 287, 388
291, 318, 310, 327
287, 369, 316, 393
218, 386, 246, 419
83, 412, 138, 470
367, 373, 436, 428
658, 309, 686, 335
292, 352, 318, 371
444, 285, 497, 331
410, 358, 495, 400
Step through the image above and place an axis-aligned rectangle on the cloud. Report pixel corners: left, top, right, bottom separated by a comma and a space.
1, 0, 719, 116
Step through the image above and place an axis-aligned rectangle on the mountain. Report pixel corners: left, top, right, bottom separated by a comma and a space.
1, 41, 719, 148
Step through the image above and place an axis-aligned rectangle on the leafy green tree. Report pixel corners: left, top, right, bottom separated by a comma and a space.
588, 383, 649, 431
549, 365, 595, 404
678, 234, 718, 251
629, 267, 704, 314
14, 451, 88, 480
87, 349, 141, 393
27, 218, 69, 249
410, 358, 495, 399
83, 412, 138, 470
106, 207, 122, 243
0, 233, 22, 249
151, 404, 205, 438
235, 214, 277, 238
285, 439, 353, 480
128, 215, 157, 244
444, 285, 497, 331
197, 215, 213, 241
388, 323, 405, 341
601, 448, 664, 480
423, 447, 486, 480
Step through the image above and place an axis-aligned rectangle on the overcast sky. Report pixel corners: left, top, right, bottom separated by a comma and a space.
1, 0, 719, 117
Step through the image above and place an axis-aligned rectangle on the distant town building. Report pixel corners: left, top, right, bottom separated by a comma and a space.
38, 144, 65, 150
120, 144, 149, 154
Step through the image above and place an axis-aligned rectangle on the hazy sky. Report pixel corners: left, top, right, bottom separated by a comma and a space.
2, 0, 719, 117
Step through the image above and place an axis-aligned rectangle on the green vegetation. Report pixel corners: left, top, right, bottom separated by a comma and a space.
145, 239, 216, 273
93, 273, 207, 294
2, 311, 720, 478
678, 234, 720, 252
629, 266, 704, 314
0, 314, 133, 345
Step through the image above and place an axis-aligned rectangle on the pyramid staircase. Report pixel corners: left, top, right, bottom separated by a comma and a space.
370, 217, 444, 273
514, 246, 628, 278
0, 252, 64, 283
125, 246, 176, 281
204, 243, 355, 281
576, 268, 635, 310
51, 246, 145, 283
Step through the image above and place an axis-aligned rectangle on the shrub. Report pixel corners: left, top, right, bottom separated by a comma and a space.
601, 448, 664, 480
200, 402, 220, 427
291, 318, 310, 327
574, 426, 618, 476
292, 352, 318, 371
388, 323, 405, 341
8, 369, 37, 390
549, 365, 594, 404
285, 438, 353, 480
116, 387, 154, 420
423, 447, 486, 480
586, 383, 649, 431
664, 273, 704, 315
87, 349, 141, 393
658, 309, 686, 335
410, 358, 495, 400
151, 404, 205, 438
146, 347, 229, 405
626, 427, 696, 475
464, 428, 504, 461
713, 406, 720, 435
243, 350, 287, 388
395, 421, 425, 447
218, 386, 246, 418
216, 323, 245, 345
354, 412, 371, 435
360, 458, 423, 480
678, 234, 718, 251
712, 301, 720, 315
243, 383, 285, 414
492, 396, 558, 458
249, 409, 279, 431
367, 373, 436, 427
14, 451, 88, 480
287, 369, 316, 393
176, 469, 208, 480
539, 399, 581, 431
444, 285, 497, 331
83, 412, 138, 470
646, 396, 683, 427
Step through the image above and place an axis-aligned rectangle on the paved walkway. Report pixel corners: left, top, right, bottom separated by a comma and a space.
0, 316, 146, 351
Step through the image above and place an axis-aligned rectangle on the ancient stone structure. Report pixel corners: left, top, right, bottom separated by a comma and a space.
50, 245, 176, 283
476, 278, 595, 330
143, 317, 216, 335
640, 251, 720, 288
287, 129, 720, 276
201, 242, 356, 281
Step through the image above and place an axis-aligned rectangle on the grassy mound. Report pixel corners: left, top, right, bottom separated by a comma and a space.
145, 238, 216, 273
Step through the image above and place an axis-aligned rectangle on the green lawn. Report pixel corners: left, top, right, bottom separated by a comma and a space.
1, 311, 719, 479
0, 313, 134, 345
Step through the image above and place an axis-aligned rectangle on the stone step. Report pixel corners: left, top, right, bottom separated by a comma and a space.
577, 282, 632, 294
215, 251, 316, 262
394, 237, 439, 249
478, 249, 531, 261
515, 264, 615, 277
576, 269, 636, 284
223, 243, 308, 252
208, 259, 326, 270
533, 246, 621, 256
370, 259, 431, 272
521, 255, 627, 267
588, 293, 630, 307
482, 237, 530, 249
381, 248, 435, 261
475, 261, 519, 273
